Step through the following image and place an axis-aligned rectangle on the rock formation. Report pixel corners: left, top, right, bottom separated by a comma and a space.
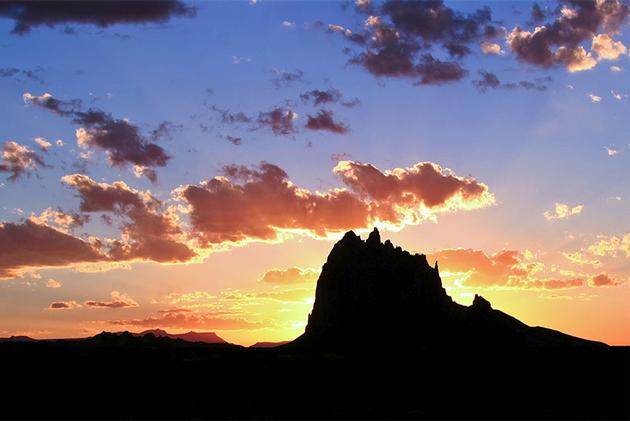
292, 228, 604, 349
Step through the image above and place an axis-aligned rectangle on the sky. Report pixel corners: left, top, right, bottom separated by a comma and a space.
0, 0, 629, 346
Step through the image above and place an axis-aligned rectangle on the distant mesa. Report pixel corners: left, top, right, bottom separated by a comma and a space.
250, 341, 291, 348
0, 335, 37, 343
133, 329, 228, 344
292, 228, 606, 349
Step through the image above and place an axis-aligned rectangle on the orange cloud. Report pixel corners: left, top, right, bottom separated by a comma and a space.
430, 248, 584, 290
109, 309, 265, 330
178, 160, 494, 247
84, 291, 139, 308
62, 174, 195, 263
45, 278, 62, 288
0, 220, 104, 280
589, 273, 624, 287
259, 267, 319, 284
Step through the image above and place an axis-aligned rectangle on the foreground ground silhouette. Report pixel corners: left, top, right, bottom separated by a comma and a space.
1, 229, 628, 419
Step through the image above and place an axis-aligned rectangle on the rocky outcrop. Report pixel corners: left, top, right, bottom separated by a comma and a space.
292, 228, 605, 349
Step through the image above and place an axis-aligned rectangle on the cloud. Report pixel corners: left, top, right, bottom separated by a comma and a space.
480, 41, 504, 55
606, 147, 618, 156
211, 105, 252, 125
562, 251, 601, 267
0, 67, 43, 83
610, 65, 623, 72
305, 109, 349, 134
48, 300, 81, 310
84, 291, 139, 308
256, 107, 298, 135
271, 68, 304, 88
22, 92, 80, 116
472, 71, 550, 92
589, 272, 624, 287
589, 94, 602, 103
24, 92, 172, 181
429, 248, 584, 290
587, 234, 630, 258
61, 174, 195, 263
506, 0, 629, 72
0, 1, 196, 34
29, 207, 89, 230
531, 3, 547, 23
0, 140, 45, 181
592, 33, 628, 60
328, 0, 498, 85
45, 278, 61, 288
109, 310, 264, 330
33, 137, 52, 151
544, 202, 584, 220
300, 89, 342, 106
0, 220, 105, 280
259, 267, 320, 284
177, 160, 494, 246
281, 20, 295, 28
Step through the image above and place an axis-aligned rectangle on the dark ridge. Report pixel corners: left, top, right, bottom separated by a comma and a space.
292, 228, 605, 349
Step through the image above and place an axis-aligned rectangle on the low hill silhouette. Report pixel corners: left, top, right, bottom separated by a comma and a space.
293, 228, 604, 349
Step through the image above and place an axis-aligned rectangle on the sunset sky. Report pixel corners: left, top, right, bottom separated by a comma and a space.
1, 0, 629, 346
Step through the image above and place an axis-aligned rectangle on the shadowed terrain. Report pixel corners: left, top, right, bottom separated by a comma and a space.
1, 229, 628, 419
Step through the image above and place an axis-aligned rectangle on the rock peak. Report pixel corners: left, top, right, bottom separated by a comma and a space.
366, 227, 381, 246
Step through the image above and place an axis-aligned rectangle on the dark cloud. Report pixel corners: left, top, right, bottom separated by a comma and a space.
271, 68, 304, 88
0, 67, 43, 83
211, 106, 252, 125
473, 71, 550, 92
589, 273, 624, 287
0, 1, 196, 34
61, 174, 195, 263
330, 0, 498, 85
507, 0, 629, 72
0, 220, 104, 280
531, 3, 547, 23
305, 109, 349, 134
223, 135, 243, 146
48, 300, 81, 310
0, 140, 45, 181
23, 92, 80, 116
24, 92, 171, 180
256, 107, 298, 135
300, 89, 342, 106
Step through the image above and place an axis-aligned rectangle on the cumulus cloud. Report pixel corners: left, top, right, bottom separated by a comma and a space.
300, 89, 342, 105
0, 220, 104, 280
430, 248, 584, 290
48, 300, 81, 310
22, 92, 80, 116
0, 140, 45, 181
29, 207, 88, 230
259, 267, 320, 284
177, 160, 494, 246
588, 272, 624, 287
544, 202, 584, 220
84, 291, 139, 308
506, 0, 629, 72
305, 109, 349, 134
592, 33, 628, 60
0, 1, 196, 34
62, 174, 195, 263
589, 94, 602, 103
